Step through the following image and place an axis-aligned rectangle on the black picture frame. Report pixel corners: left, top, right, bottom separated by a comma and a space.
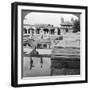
11, 2, 88, 87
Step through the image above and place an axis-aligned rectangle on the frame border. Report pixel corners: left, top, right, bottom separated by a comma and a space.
11, 2, 88, 87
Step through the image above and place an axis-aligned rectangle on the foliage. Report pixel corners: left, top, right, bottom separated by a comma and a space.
73, 20, 80, 33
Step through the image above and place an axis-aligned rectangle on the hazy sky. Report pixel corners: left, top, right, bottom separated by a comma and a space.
24, 12, 79, 27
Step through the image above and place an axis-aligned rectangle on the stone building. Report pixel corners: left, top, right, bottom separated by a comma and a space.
23, 18, 80, 49
60, 17, 74, 35
23, 24, 61, 40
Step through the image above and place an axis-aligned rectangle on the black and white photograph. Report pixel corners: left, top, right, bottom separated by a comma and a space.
11, 2, 87, 87
22, 11, 80, 77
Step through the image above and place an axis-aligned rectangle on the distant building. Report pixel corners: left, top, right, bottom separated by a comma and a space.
60, 17, 74, 34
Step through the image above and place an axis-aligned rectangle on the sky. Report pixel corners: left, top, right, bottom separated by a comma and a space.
24, 12, 79, 27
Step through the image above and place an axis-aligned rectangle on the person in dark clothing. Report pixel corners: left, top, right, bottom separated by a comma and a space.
30, 57, 34, 70
40, 57, 43, 68
29, 47, 39, 70
30, 47, 39, 55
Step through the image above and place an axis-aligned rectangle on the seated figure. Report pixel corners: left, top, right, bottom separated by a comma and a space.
30, 47, 39, 55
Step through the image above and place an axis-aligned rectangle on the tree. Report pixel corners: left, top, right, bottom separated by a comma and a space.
73, 20, 80, 33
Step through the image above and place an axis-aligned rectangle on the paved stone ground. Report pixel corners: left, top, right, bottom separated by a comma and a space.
23, 57, 51, 77
23, 47, 80, 77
